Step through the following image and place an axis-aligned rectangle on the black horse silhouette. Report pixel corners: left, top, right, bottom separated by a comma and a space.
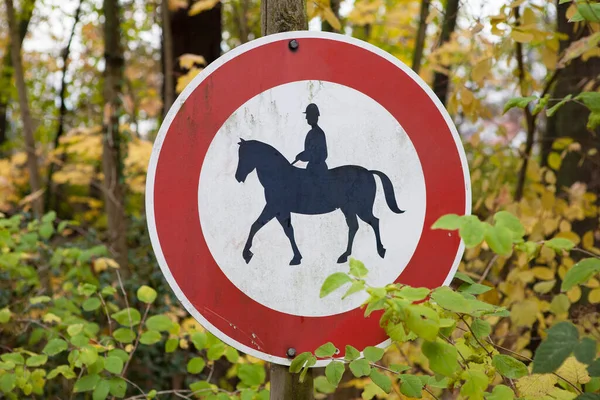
235, 139, 405, 265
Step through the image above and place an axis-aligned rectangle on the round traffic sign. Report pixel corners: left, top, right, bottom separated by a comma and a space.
146, 31, 470, 366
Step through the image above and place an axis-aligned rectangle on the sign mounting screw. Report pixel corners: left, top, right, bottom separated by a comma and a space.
286, 348, 296, 358
289, 39, 299, 52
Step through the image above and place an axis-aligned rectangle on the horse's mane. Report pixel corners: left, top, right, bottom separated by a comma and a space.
245, 140, 290, 167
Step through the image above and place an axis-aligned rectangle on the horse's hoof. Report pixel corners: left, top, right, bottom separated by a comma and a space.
243, 250, 254, 264
378, 247, 386, 258
337, 254, 348, 264
289, 256, 302, 266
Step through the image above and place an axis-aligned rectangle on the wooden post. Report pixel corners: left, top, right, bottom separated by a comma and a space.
260, 0, 311, 398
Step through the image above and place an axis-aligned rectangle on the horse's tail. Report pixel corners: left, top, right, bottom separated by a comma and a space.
370, 170, 405, 214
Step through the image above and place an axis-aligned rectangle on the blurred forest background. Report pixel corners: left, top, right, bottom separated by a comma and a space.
0, 0, 599, 398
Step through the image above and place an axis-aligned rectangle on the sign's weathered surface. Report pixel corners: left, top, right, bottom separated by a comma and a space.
146, 31, 470, 366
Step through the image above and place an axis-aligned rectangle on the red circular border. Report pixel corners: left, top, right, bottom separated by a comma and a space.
152, 37, 465, 359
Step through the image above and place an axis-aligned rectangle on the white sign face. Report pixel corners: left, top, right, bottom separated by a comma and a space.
198, 80, 426, 317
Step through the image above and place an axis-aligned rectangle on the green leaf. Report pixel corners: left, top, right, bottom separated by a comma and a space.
363, 346, 385, 363
109, 377, 127, 397
289, 352, 312, 373
547, 94, 573, 117
0, 373, 16, 393
88, 358, 105, 375
561, 258, 600, 291
459, 216, 486, 248
74, 374, 101, 392
1, 353, 24, 365
397, 286, 430, 301
238, 363, 266, 387
545, 237, 576, 253
314, 375, 337, 394
113, 328, 136, 344
26, 354, 48, 367
140, 330, 162, 345
43, 338, 69, 356
349, 258, 368, 277
315, 342, 337, 358
431, 287, 471, 313
485, 384, 514, 400
146, 315, 174, 331
503, 96, 537, 113
492, 354, 528, 379
111, 308, 141, 327
432, 214, 463, 230
405, 305, 439, 341
189, 380, 214, 396
207, 342, 225, 360
588, 359, 600, 377
0, 308, 11, 323
105, 356, 124, 374
187, 357, 206, 374
191, 332, 207, 350
67, 323, 83, 336
400, 374, 423, 398
147, 389, 157, 399
79, 346, 99, 366
459, 283, 492, 295
225, 347, 239, 363
0, 361, 15, 370
471, 319, 492, 339
325, 361, 345, 386
165, 338, 178, 353
460, 369, 489, 398
485, 224, 513, 256
30, 295, 52, 304
454, 272, 475, 284
422, 340, 459, 376
320, 272, 352, 298
575, 394, 600, 400
370, 369, 392, 393
532, 321, 579, 374
108, 349, 129, 363
494, 211, 525, 240
349, 359, 371, 377
345, 345, 360, 361
42, 211, 57, 223
390, 364, 410, 373
574, 338, 596, 365
343, 281, 365, 299
82, 297, 102, 312
39, 221, 55, 240
573, 2, 600, 22
136, 285, 157, 304
92, 380, 111, 400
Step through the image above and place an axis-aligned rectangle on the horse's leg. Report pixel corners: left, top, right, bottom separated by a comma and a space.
358, 209, 386, 258
337, 211, 358, 264
242, 205, 276, 264
276, 212, 303, 265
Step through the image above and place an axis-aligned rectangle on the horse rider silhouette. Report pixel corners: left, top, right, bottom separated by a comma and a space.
292, 103, 328, 175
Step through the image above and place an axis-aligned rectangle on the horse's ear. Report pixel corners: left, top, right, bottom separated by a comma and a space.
238, 138, 246, 145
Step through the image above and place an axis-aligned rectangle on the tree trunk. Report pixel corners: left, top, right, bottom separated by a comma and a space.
412, 0, 430, 74
270, 364, 313, 400
543, 1, 600, 238
162, 0, 222, 116
45, 0, 83, 211
261, 0, 307, 34
102, 0, 128, 271
0, 0, 35, 150
5, 0, 43, 217
161, 0, 174, 115
432, 0, 459, 105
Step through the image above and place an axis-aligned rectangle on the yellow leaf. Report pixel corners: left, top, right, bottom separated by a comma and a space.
567, 285, 581, 303
532, 267, 555, 281
188, 0, 220, 15
534, 280, 556, 294
511, 300, 538, 327
558, 220, 571, 232
548, 152, 562, 170
322, 6, 341, 31
556, 357, 591, 385
511, 29, 534, 43
582, 231, 595, 250
11, 152, 27, 165
94, 257, 120, 272
522, 7, 536, 27
176, 67, 203, 93
589, 288, 600, 304
178, 53, 207, 70
472, 59, 492, 85
516, 374, 558, 397
461, 88, 474, 106
168, 0, 188, 10
545, 170, 557, 184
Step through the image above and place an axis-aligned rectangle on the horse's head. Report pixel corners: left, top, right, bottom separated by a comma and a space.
235, 138, 254, 183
